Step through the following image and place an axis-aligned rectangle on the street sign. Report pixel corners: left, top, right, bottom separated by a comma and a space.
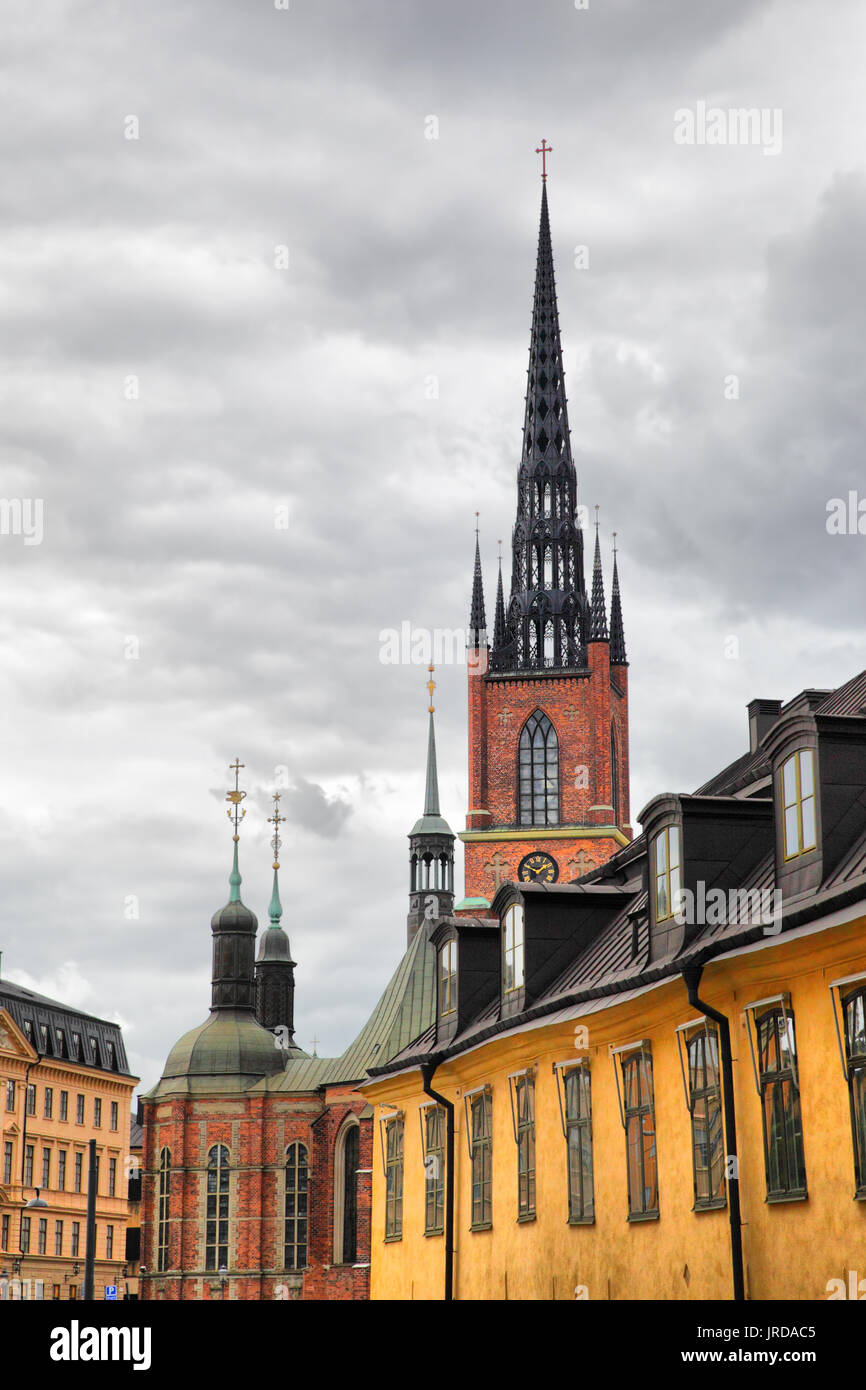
105, 1285, 117, 1300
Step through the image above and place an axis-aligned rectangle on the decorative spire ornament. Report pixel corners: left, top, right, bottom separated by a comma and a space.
225, 758, 247, 903
267, 792, 285, 928
535, 138, 553, 182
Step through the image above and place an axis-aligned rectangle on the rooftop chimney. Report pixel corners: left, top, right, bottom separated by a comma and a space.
748, 698, 783, 753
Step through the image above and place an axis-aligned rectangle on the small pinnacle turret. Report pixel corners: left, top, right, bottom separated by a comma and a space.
609, 539, 627, 666
469, 519, 487, 648
493, 545, 506, 651
589, 517, 608, 642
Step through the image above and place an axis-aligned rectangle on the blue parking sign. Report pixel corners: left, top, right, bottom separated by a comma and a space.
105, 1285, 117, 1300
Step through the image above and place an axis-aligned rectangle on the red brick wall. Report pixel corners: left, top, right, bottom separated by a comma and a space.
462, 641, 630, 901
140, 1084, 372, 1301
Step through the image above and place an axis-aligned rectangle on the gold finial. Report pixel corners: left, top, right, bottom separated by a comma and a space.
226, 758, 247, 840
594, 503, 600, 533
427, 663, 436, 714
612, 530, 618, 555
268, 791, 285, 870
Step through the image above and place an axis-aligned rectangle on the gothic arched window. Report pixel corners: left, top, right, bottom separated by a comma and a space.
519, 711, 559, 826
611, 724, 619, 824
205, 1144, 229, 1272
157, 1147, 170, 1273
333, 1120, 360, 1264
284, 1142, 309, 1270
342, 1125, 359, 1263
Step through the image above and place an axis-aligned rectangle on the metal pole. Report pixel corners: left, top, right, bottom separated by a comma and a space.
83, 1139, 97, 1300
421, 1062, 454, 1302
683, 966, 745, 1301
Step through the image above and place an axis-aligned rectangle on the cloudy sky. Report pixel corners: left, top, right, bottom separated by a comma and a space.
2, 0, 864, 1095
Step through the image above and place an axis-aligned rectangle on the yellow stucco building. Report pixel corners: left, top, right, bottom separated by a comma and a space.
362, 678, 866, 1300
0, 977, 139, 1300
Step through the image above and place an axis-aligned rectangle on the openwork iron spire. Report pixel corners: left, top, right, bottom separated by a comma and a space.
609, 536, 627, 665
490, 172, 590, 673
589, 514, 608, 641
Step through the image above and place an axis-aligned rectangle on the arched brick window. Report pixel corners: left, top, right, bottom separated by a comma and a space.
157, 1147, 170, 1272
284, 1143, 309, 1270
205, 1144, 229, 1272
519, 710, 559, 826
333, 1119, 360, 1264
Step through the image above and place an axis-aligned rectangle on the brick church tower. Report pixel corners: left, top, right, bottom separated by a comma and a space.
458, 174, 632, 910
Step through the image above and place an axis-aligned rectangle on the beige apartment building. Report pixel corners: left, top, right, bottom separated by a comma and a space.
0, 976, 138, 1300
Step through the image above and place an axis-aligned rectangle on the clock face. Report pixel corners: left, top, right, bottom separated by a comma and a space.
517, 851, 558, 884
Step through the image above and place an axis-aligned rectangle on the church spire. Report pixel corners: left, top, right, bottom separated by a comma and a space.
211, 760, 258, 1012
468, 515, 487, 648
609, 535, 627, 665
423, 675, 441, 819
407, 667, 455, 945
492, 165, 590, 673
589, 511, 608, 641
255, 791, 297, 1039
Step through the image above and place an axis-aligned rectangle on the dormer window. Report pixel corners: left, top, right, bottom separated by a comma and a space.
438, 940, 456, 1017
781, 750, 817, 859
502, 904, 525, 994
653, 826, 681, 923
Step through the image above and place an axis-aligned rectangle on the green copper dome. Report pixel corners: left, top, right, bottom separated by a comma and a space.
211, 900, 258, 931
147, 1008, 285, 1097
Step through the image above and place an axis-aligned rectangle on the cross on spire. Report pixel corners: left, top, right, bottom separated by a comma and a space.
535, 138, 553, 181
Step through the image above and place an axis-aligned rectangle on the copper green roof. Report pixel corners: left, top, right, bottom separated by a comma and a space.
265, 918, 438, 1093
141, 1008, 285, 1100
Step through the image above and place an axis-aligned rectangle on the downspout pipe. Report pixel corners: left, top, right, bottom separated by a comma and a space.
682, 964, 745, 1302
420, 1061, 454, 1302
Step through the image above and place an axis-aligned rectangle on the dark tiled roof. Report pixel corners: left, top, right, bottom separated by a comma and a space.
823, 826, 866, 890
694, 748, 770, 797
818, 670, 866, 717
0, 979, 133, 1076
